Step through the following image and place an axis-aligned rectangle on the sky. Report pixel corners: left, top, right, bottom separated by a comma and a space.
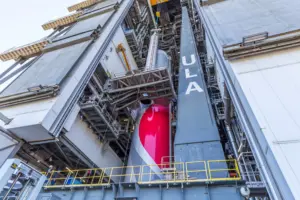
0, 0, 81, 74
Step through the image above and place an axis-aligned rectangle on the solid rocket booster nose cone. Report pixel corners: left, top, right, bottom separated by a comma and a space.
126, 103, 170, 181
139, 104, 170, 167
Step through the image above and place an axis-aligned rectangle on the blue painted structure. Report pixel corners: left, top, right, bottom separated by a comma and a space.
38, 183, 244, 200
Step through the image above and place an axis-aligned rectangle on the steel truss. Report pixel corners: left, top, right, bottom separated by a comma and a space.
79, 74, 131, 159
104, 67, 176, 110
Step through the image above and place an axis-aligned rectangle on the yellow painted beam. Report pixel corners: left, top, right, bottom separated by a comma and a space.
68, 0, 98, 12
150, 0, 169, 6
42, 12, 82, 30
0, 40, 48, 62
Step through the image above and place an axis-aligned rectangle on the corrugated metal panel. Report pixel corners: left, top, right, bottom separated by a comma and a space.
203, 0, 300, 45
1, 41, 91, 97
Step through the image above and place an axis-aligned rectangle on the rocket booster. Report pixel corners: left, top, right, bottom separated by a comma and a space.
126, 102, 170, 181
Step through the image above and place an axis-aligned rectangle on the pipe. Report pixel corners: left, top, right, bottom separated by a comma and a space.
224, 84, 231, 124
117, 44, 131, 71
147, 0, 157, 28
225, 124, 246, 180
3, 173, 21, 200
55, 142, 73, 167
223, 84, 247, 179
145, 32, 159, 71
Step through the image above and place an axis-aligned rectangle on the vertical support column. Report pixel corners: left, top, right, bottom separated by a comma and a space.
100, 187, 106, 200
118, 182, 124, 197
83, 187, 88, 200
147, 0, 157, 28
205, 185, 211, 200
145, 32, 158, 71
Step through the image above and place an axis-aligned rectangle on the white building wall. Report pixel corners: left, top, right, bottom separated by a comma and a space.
0, 98, 57, 142
101, 26, 137, 77
112, 26, 137, 70
65, 116, 123, 169
230, 46, 300, 199
0, 131, 18, 166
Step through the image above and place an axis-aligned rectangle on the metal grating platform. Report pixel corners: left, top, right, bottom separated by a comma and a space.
80, 100, 123, 140
104, 67, 176, 110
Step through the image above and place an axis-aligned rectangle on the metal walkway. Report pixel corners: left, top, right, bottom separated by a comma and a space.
104, 67, 176, 111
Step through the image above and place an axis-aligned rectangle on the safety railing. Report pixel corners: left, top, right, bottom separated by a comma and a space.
208, 160, 241, 181
43, 159, 241, 189
185, 161, 208, 182
140, 162, 185, 184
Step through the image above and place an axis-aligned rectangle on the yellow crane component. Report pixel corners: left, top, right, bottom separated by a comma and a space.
0, 40, 48, 62
156, 11, 161, 18
116, 44, 131, 71
151, 0, 169, 6
67, 0, 98, 12
42, 12, 82, 30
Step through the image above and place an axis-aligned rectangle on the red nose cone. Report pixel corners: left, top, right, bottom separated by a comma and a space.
139, 104, 170, 167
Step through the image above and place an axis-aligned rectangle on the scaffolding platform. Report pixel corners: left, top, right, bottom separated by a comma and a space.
104, 67, 176, 110
79, 97, 130, 156
80, 100, 123, 140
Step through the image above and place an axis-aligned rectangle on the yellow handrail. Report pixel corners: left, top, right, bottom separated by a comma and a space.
43, 159, 241, 188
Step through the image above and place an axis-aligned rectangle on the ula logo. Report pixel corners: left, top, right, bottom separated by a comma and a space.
182, 54, 203, 95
